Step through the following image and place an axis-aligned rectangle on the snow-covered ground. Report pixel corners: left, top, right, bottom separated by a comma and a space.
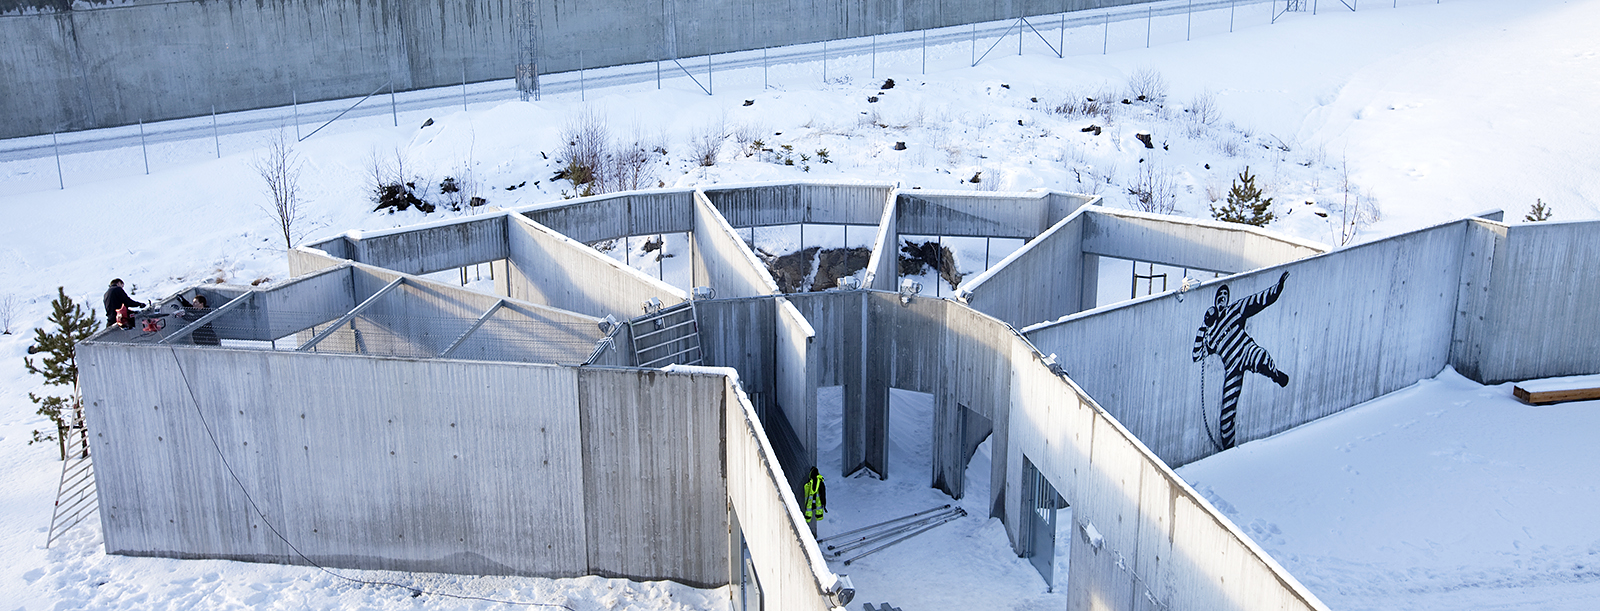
1179, 368, 1600, 611
3, 0, 1599, 608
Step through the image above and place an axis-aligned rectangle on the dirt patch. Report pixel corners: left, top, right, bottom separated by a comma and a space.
898, 240, 964, 289
812, 247, 872, 291
760, 246, 872, 293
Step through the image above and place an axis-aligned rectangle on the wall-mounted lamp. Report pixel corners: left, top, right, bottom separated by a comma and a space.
827, 574, 856, 607
642, 297, 663, 316
834, 276, 861, 291
898, 278, 922, 305
691, 286, 717, 300
597, 314, 620, 335
1175, 277, 1200, 302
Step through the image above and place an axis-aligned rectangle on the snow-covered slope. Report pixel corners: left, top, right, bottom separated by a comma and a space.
3, 0, 1598, 608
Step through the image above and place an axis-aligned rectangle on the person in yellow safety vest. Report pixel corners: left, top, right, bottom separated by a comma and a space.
804, 467, 826, 523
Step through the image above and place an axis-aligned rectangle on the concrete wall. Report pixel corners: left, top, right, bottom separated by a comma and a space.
505, 214, 686, 319
1, 0, 1167, 138
1469, 220, 1600, 384
1024, 220, 1472, 467
863, 191, 902, 291
80, 345, 729, 586
1003, 339, 1327, 611
331, 215, 509, 277
720, 374, 838, 611
703, 183, 892, 228
1081, 208, 1327, 274
961, 212, 1084, 329
897, 190, 1056, 239
775, 298, 819, 473
518, 190, 696, 245
691, 191, 780, 298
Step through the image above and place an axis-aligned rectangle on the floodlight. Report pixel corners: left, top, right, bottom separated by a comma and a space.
827, 574, 856, 607
1175, 276, 1201, 302
834, 276, 860, 291
898, 278, 921, 305
642, 297, 663, 316
692, 286, 717, 300
597, 314, 619, 335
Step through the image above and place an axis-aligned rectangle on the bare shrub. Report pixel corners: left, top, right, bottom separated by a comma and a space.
1333, 156, 1381, 245
367, 147, 431, 213
604, 129, 658, 192
1, 293, 16, 335
732, 123, 764, 156
1126, 162, 1178, 214
560, 109, 610, 192
253, 129, 306, 246
1188, 90, 1220, 127
690, 117, 726, 167
1126, 69, 1168, 104
1219, 137, 1243, 158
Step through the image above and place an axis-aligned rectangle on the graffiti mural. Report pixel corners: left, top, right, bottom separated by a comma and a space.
1192, 271, 1291, 449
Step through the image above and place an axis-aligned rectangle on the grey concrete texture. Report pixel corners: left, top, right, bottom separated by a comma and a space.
1080, 208, 1328, 275
692, 191, 781, 298
80, 344, 736, 587
518, 190, 697, 245
703, 183, 892, 228
0, 0, 1168, 138
1022, 218, 1497, 467
1471, 220, 1600, 383
505, 214, 687, 319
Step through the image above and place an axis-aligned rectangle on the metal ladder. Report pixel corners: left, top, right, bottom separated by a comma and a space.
47, 408, 98, 548
628, 301, 704, 368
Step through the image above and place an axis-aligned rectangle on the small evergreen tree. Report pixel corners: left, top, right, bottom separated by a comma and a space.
24, 287, 99, 460
1525, 199, 1553, 222
1211, 167, 1276, 226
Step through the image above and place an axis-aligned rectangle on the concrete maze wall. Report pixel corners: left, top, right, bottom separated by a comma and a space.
87, 182, 1600, 611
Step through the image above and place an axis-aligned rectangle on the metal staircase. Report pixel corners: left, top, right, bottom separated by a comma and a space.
628, 301, 704, 368
47, 407, 98, 548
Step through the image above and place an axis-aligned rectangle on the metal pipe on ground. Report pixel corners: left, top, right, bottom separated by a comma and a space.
817, 504, 951, 545
827, 508, 965, 556
841, 510, 968, 566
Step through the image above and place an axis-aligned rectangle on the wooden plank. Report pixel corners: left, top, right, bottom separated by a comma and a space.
1513, 385, 1600, 405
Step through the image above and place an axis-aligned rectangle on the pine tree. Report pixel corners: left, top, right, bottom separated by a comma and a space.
1525, 199, 1553, 222
24, 287, 99, 460
1211, 167, 1276, 226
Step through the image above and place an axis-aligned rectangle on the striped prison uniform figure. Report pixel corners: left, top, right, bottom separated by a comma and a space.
804, 467, 826, 523
1193, 271, 1291, 449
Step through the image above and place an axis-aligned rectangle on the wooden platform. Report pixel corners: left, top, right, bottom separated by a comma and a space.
1513, 377, 1600, 405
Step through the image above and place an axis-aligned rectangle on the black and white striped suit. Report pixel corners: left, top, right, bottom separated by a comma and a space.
1193, 271, 1291, 449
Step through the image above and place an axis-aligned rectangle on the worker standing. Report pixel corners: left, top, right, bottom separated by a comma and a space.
804, 467, 826, 523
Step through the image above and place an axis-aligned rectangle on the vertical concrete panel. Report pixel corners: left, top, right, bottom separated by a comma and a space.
1475, 221, 1600, 383
578, 368, 728, 586
965, 213, 1084, 328
349, 216, 508, 276
1080, 209, 1326, 274
505, 215, 686, 318
864, 190, 901, 291
723, 378, 837, 611
896, 191, 1052, 238
81, 344, 598, 577
1448, 220, 1505, 380
776, 298, 818, 469
692, 191, 781, 297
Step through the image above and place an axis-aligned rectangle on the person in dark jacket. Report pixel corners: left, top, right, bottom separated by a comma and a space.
103, 278, 145, 328
175, 294, 219, 346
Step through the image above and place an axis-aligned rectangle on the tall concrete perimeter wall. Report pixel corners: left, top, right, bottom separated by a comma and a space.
1468, 220, 1600, 384
80, 346, 728, 586
0, 0, 1166, 138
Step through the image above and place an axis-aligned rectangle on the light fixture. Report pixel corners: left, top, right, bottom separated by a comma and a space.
597, 314, 619, 335
692, 286, 717, 300
898, 278, 922, 305
834, 276, 860, 291
1175, 276, 1200, 302
642, 297, 663, 316
827, 574, 856, 607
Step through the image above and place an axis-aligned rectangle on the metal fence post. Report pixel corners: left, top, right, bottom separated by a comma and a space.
461, 63, 468, 111
872, 34, 877, 80
708, 55, 713, 95
764, 48, 769, 89
1146, 7, 1152, 48
1103, 13, 1110, 55
139, 119, 149, 175
922, 30, 927, 74
52, 130, 63, 190
293, 91, 300, 140
823, 40, 828, 83
580, 51, 586, 101
971, 24, 976, 65
1231, 0, 1236, 32
389, 81, 397, 126
1188, 1, 1193, 41
211, 105, 220, 159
